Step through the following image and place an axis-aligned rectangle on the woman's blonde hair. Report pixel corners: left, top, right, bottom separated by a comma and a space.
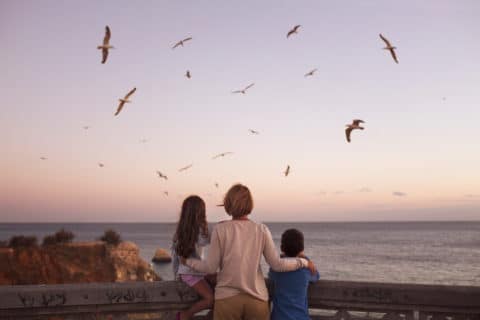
224, 184, 254, 217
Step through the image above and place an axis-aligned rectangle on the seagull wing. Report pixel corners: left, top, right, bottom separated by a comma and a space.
345, 127, 353, 143
101, 48, 108, 64
305, 69, 317, 77
178, 164, 193, 172
115, 101, 125, 116
287, 29, 295, 38
245, 83, 255, 90
379, 33, 392, 47
232, 90, 242, 94
103, 26, 111, 45
389, 48, 399, 63
183, 37, 192, 42
352, 119, 364, 125
125, 87, 136, 99
172, 41, 181, 49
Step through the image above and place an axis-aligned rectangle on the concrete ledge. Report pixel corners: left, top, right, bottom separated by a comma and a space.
0, 280, 479, 319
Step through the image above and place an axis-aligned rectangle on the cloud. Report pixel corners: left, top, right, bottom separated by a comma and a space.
392, 191, 407, 197
359, 187, 372, 193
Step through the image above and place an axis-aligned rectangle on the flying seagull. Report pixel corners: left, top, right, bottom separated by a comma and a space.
40, 157, 47, 160
114, 87, 136, 116
164, 191, 169, 196
98, 163, 105, 168
249, 129, 260, 135
185, 70, 191, 79
156, 171, 168, 180
212, 152, 234, 160
140, 138, 148, 143
304, 68, 317, 77
287, 25, 301, 38
232, 83, 254, 94
215, 182, 219, 188
172, 37, 192, 49
379, 34, 398, 64
83, 126, 90, 130
345, 119, 365, 143
97, 26, 114, 64
284, 165, 290, 177
178, 164, 193, 172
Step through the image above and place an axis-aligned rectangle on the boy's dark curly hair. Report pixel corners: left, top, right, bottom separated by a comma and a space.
281, 228, 304, 257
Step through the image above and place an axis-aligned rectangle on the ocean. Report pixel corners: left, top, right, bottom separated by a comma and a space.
1, 221, 479, 286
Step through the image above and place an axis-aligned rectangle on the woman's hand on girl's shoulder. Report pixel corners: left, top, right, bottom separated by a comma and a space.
180, 257, 187, 265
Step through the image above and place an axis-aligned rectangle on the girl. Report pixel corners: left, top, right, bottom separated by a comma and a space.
172, 195, 214, 320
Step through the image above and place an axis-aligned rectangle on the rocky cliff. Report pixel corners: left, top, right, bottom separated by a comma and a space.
0, 241, 160, 285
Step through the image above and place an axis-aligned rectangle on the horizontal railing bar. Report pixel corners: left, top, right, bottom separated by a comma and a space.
0, 280, 478, 317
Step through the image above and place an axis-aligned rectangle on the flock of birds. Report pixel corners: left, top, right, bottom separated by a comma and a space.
41, 24, 401, 197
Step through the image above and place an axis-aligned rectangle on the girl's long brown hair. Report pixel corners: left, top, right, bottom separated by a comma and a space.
173, 195, 208, 258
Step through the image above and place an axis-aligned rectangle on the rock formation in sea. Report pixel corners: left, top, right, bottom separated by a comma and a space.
152, 248, 172, 263
0, 241, 160, 285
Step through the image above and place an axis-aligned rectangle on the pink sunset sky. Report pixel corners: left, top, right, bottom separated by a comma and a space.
1, 0, 479, 222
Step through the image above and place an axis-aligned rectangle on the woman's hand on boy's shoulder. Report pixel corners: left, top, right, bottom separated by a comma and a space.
306, 260, 317, 275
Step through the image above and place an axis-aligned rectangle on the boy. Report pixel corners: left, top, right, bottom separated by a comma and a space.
269, 228, 320, 320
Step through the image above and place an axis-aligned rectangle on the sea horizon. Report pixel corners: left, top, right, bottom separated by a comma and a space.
2, 219, 480, 224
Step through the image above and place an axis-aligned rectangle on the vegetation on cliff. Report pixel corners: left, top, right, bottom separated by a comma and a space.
99, 229, 122, 246
7, 235, 38, 248
42, 228, 75, 246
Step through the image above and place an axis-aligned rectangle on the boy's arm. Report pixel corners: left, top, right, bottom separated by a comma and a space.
309, 270, 320, 283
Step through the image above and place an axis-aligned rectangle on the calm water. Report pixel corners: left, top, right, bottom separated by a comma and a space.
1, 221, 479, 286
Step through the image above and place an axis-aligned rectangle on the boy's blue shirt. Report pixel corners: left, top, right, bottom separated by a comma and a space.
268, 257, 320, 320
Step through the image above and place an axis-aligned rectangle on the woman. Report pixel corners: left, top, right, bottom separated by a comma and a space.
182, 184, 316, 320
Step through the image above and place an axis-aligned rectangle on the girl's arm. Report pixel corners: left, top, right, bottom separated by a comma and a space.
262, 225, 310, 272
185, 227, 221, 274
